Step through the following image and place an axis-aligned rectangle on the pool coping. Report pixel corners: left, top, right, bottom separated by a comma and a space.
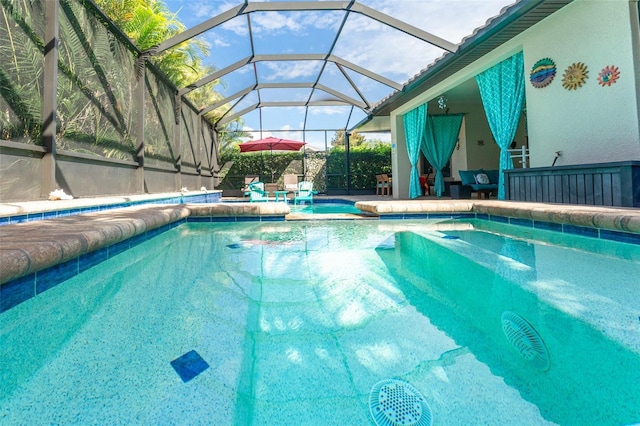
1, 197, 639, 312
354, 199, 640, 234
0, 191, 223, 225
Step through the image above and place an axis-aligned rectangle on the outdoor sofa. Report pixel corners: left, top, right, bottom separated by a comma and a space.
458, 169, 499, 198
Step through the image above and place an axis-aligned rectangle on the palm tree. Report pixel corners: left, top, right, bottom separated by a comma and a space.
96, 0, 246, 144
95, 0, 208, 88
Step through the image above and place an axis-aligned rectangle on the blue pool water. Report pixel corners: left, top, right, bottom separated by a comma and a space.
288, 202, 361, 214
1, 219, 639, 425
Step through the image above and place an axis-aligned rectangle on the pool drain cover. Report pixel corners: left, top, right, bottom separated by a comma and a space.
369, 379, 432, 426
501, 311, 550, 371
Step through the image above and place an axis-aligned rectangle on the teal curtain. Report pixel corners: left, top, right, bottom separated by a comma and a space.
475, 51, 525, 200
422, 114, 464, 196
403, 103, 427, 198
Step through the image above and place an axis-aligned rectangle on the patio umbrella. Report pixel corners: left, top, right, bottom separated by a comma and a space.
239, 137, 306, 182
239, 136, 306, 153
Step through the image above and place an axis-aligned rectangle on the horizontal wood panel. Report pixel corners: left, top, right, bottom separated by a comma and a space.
504, 162, 640, 207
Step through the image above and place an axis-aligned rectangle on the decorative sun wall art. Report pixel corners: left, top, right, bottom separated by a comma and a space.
529, 58, 557, 88
597, 65, 620, 86
562, 62, 588, 90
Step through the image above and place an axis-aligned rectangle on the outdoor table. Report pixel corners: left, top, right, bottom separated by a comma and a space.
265, 183, 279, 192
274, 190, 289, 203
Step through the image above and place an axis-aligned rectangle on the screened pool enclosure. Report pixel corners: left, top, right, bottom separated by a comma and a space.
0, 0, 512, 201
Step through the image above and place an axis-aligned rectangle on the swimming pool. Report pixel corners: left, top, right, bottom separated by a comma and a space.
1, 219, 638, 424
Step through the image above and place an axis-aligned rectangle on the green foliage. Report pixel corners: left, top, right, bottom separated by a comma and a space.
0, 0, 45, 143
96, 0, 244, 155
218, 144, 391, 192
56, 0, 137, 159
217, 130, 251, 157
331, 129, 366, 148
327, 145, 392, 190
218, 150, 304, 189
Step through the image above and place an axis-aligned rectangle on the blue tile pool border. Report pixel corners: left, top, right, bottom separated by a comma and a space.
186, 215, 286, 223
377, 212, 640, 246
2, 208, 639, 314
0, 220, 184, 313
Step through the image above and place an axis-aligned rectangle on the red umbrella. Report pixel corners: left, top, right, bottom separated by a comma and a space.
239, 136, 306, 153
239, 137, 306, 182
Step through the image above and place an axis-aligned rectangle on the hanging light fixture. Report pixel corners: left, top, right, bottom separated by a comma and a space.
437, 95, 447, 109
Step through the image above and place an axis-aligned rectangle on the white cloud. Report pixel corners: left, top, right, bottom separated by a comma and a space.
361, 0, 514, 43
251, 12, 303, 33
189, 1, 218, 19
263, 61, 323, 81
300, 11, 344, 31
210, 36, 230, 48
277, 127, 305, 141
309, 106, 351, 116
336, 27, 444, 81
248, 10, 344, 35
220, 16, 249, 36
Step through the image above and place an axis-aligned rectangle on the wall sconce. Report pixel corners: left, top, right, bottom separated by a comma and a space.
437, 95, 447, 109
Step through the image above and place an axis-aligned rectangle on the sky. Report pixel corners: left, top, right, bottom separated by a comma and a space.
161, 0, 515, 149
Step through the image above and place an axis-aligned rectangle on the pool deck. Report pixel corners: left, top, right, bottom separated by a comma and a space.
1, 193, 639, 287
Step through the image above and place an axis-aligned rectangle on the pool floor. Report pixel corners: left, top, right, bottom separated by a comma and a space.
1, 220, 639, 425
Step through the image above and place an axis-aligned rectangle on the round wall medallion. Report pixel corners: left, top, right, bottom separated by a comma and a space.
562, 62, 588, 90
529, 58, 556, 88
597, 65, 620, 86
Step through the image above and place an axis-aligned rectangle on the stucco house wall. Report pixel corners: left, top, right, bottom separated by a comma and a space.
523, 0, 640, 167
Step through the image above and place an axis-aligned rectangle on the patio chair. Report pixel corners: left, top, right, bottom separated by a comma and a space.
376, 174, 391, 196
242, 175, 260, 197
248, 182, 270, 202
283, 174, 299, 191
294, 181, 315, 205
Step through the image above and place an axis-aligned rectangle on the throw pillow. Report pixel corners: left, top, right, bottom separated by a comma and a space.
475, 173, 490, 184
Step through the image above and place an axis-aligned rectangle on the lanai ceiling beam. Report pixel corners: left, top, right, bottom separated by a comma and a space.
329, 55, 402, 90
252, 53, 325, 62
201, 82, 364, 117
152, 3, 249, 55
243, 1, 351, 13
149, 2, 350, 56
260, 100, 351, 107
216, 103, 259, 127
246, 13, 262, 137
179, 54, 398, 97
199, 86, 254, 116
304, 0, 355, 107
257, 82, 314, 89
179, 56, 252, 96
150, 1, 456, 58
316, 84, 367, 110
145, 0, 459, 131
336, 62, 370, 110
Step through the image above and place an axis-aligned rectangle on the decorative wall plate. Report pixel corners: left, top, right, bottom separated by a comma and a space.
597, 65, 620, 86
529, 58, 556, 88
562, 62, 588, 90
